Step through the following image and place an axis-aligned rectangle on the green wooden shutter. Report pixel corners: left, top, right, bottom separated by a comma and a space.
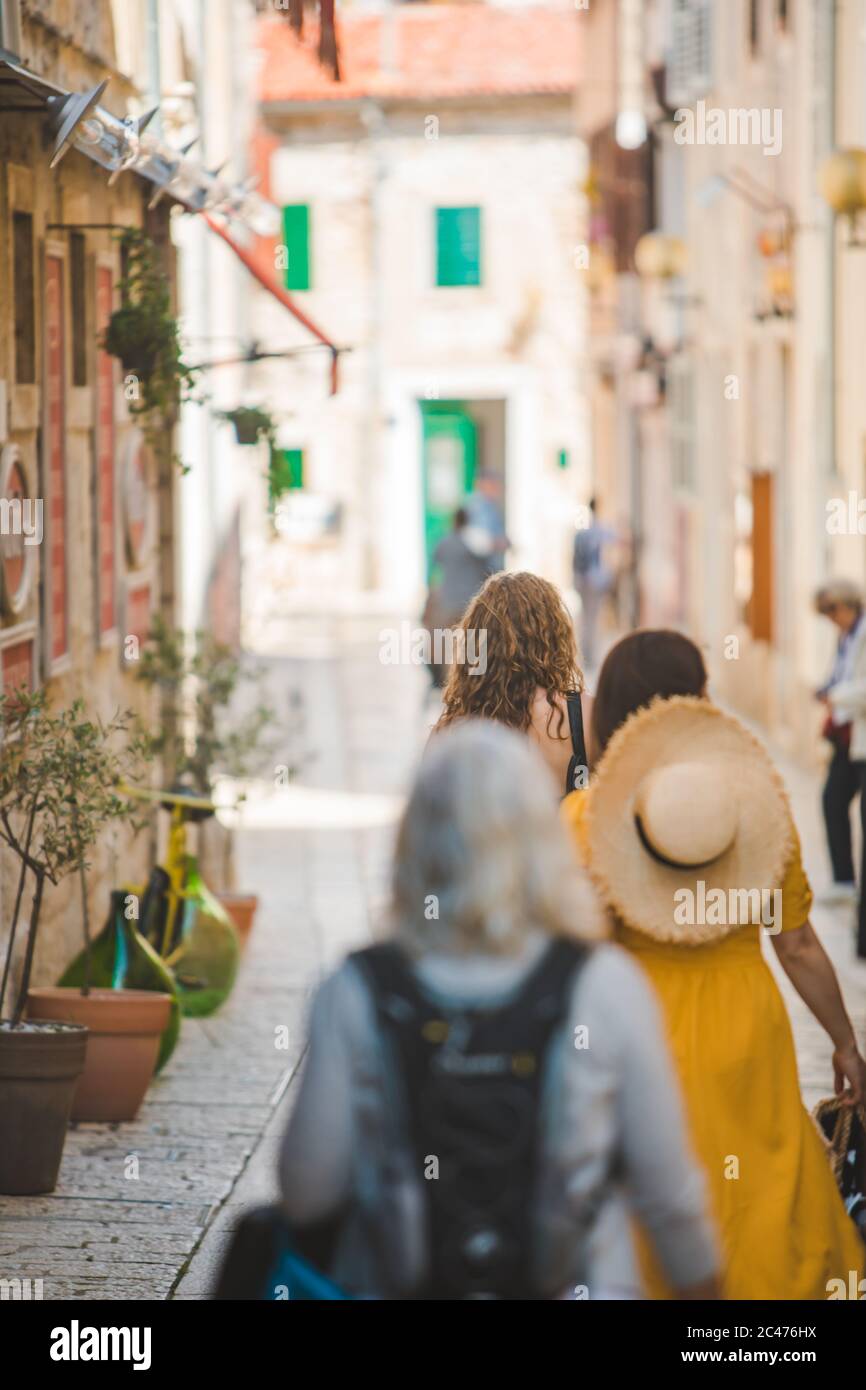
282, 205, 311, 290
286, 449, 304, 489
436, 207, 481, 287
268, 448, 305, 508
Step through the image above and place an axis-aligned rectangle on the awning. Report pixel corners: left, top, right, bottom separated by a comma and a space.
203, 213, 340, 394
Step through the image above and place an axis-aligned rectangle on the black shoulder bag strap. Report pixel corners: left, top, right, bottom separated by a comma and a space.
565, 690, 587, 798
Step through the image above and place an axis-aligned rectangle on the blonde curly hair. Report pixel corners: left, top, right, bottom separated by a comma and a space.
435, 571, 583, 742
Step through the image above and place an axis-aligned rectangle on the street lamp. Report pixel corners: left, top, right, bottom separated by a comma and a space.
818, 148, 866, 247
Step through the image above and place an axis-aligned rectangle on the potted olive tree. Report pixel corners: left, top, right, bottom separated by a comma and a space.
0, 694, 169, 1185
136, 617, 278, 945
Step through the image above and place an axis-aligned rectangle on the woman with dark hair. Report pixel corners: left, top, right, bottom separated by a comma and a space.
435, 571, 589, 795
562, 629, 866, 1300
588, 628, 708, 762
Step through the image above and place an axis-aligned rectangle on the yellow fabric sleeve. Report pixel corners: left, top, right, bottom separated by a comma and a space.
779, 822, 813, 933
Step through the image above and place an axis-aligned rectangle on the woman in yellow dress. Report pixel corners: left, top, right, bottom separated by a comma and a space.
562, 630, 866, 1300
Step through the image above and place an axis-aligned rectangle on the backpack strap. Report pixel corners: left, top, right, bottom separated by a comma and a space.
353, 937, 588, 1029
351, 942, 429, 1024
565, 690, 588, 798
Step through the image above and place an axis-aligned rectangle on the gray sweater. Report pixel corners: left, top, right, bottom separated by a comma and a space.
278, 935, 718, 1299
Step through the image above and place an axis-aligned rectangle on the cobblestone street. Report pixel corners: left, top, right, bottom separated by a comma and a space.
0, 618, 863, 1300
0, 615, 428, 1301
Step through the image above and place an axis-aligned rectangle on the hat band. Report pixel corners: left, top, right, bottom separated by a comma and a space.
634, 813, 724, 872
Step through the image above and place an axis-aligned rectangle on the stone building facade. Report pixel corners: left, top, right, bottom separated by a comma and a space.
242, 4, 589, 631
0, 0, 174, 988
578, 0, 859, 760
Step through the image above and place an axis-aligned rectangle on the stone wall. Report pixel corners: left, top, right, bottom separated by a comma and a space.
0, 4, 175, 1002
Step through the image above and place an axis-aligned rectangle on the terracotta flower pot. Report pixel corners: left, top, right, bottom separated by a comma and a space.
218, 893, 259, 947
0, 1021, 88, 1194
26, 988, 172, 1123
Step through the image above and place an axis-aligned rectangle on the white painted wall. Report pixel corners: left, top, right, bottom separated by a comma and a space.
246, 102, 589, 620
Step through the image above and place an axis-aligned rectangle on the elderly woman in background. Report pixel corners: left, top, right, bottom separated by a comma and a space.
814, 580, 865, 909
278, 720, 720, 1300
818, 580, 866, 958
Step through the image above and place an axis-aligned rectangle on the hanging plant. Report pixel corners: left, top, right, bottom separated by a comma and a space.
218, 405, 277, 448
103, 229, 199, 454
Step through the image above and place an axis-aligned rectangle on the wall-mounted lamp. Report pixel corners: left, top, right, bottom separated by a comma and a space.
40, 75, 279, 236
46, 81, 108, 167
818, 147, 866, 246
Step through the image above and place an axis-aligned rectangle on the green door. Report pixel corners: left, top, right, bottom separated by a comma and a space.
420, 402, 477, 579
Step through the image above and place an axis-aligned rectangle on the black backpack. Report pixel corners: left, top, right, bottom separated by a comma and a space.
353, 936, 589, 1300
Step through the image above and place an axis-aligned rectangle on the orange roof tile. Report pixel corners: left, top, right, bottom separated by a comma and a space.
257, 6, 580, 104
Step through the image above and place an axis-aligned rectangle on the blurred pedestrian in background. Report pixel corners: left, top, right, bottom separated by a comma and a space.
422, 508, 494, 688
814, 581, 863, 906
820, 581, 866, 959
435, 571, 588, 795
562, 630, 866, 1299
572, 497, 617, 672
464, 469, 509, 572
278, 721, 720, 1299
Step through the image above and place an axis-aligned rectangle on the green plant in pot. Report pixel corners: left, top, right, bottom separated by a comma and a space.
102, 228, 199, 474
2, 695, 173, 1139
218, 404, 277, 449
103, 229, 197, 402
0, 693, 154, 1191
136, 617, 279, 970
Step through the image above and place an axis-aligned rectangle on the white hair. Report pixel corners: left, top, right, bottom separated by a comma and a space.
390, 719, 603, 956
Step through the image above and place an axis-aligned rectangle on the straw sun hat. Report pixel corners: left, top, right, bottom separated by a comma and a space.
583, 696, 795, 945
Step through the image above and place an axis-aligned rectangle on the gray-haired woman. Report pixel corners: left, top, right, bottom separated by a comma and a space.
278, 720, 720, 1300
815, 580, 865, 917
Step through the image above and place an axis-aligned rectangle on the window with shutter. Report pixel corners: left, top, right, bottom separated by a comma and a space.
282, 205, 311, 291
669, 355, 696, 493
70, 232, 88, 387
12, 212, 35, 384
693, 0, 713, 90
435, 207, 482, 287
269, 449, 305, 508
666, 0, 713, 106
